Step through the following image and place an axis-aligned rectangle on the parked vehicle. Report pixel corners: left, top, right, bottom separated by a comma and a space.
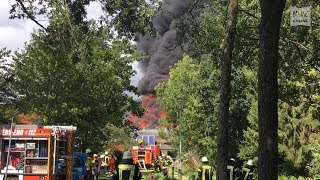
0, 125, 77, 180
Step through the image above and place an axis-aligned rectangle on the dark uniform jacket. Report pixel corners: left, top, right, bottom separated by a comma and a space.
112, 159, 141, 180
197, 163, 213, 180
241, 165, 253, 180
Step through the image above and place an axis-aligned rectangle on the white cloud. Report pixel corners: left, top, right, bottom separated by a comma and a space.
0, 0, 39, 51
0, 1, 103, 51
86, 1, 103, 20
0, 21, 38, 51
0, 1, 143, 87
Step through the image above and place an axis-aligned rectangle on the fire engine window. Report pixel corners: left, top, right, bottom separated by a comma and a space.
143, 136, 149, 144
38, 141, 48, 157
58, 141, 67, 155
149, 136, 155, 145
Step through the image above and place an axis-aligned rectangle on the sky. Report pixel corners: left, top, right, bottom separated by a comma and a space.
0, 0, 142, 87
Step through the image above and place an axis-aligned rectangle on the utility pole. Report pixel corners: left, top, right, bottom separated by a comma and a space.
178, 99, 184, 180
178, 106, 182, 180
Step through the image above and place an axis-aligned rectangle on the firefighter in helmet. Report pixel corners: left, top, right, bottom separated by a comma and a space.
85, 149, 94, 180
154, 156, 162, 172
197, 156, 213, 180
112, 151, 141, 180
166, 155, 173, 166
93, 154, 102, 180
227, 158, 236, 180
137, 138, 144, 148
241, 160, 254, 180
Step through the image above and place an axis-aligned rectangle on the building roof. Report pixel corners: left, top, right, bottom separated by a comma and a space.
138, 128, 159, 136
160, 144, 172, 150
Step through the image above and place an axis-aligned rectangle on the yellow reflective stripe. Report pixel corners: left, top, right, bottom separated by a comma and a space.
227, 165, 234, 180
118, 164, 135, 180
119, 169, 123, 180
242, 167, 250, 179
202, 165, 212, 180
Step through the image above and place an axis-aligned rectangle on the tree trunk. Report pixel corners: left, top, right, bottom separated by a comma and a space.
258, 0, 285, 179
217, 0, 238, 179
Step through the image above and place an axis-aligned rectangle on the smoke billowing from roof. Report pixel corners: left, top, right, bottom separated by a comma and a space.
137, 0, 193, 95
133, 0, 211, 128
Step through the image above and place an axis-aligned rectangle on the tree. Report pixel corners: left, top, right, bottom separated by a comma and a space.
237, 1, 320, 178
11, 2, 139, 148
156, 56, 219, 163
0, 48, 13, 105
258, 0, 285, 179
239, 93, 320, 178
216, 0, 238, 179
0, 48, 15, 123
10, 0, 159, 39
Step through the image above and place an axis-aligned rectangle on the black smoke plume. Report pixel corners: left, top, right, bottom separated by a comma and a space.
134, 0, 211, 128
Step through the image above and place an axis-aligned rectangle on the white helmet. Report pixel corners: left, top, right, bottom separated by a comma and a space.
201, 156, 208, 162
247, 160, 253, 166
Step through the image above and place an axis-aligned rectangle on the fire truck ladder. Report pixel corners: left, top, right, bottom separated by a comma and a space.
138, 159, 147, 170
137, 150, 147, 170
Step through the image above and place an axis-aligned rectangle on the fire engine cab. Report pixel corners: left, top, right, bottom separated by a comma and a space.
0, 125, 76, 180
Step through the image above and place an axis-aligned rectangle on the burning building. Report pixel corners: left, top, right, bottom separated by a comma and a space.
131, 0, 211, 129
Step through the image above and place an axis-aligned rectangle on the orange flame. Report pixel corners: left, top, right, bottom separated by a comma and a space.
129, 93, 166, 128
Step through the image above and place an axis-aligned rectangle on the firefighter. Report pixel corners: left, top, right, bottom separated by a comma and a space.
109, 153, 116, 173
241, 160, 254, 180
166, 155, 173, 166
93, 154, 102, 180
197, 157, 213, 180
137, 139, 144, 147
103, 151, 110, 173
154, 156, 162, 172
85, 149, 94, 180
160, 155, 168, 177
227, 158, 235, 180
112, 151, 142, 180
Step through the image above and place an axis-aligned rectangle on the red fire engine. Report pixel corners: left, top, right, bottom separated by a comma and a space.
131, 139, 160, 171
0, 125, 76, 180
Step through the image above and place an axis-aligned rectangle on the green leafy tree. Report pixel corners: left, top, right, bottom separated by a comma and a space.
102, 0, 160, 37
238, 0, 320, 178
11, 2, 139, 148
156, 56, 219, 164
154, 0, 257, 166
0, 48, 12, 105
0, 48, 15, 123
10, 0, 160, 39
103, 123, 136, 152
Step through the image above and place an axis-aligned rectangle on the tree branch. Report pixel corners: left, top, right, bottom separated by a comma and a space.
238, 6, 258, 19
236, 33, 259, 41
283, 37, 310, 52
16, 0, 48, 31
282, 37, 320, 73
